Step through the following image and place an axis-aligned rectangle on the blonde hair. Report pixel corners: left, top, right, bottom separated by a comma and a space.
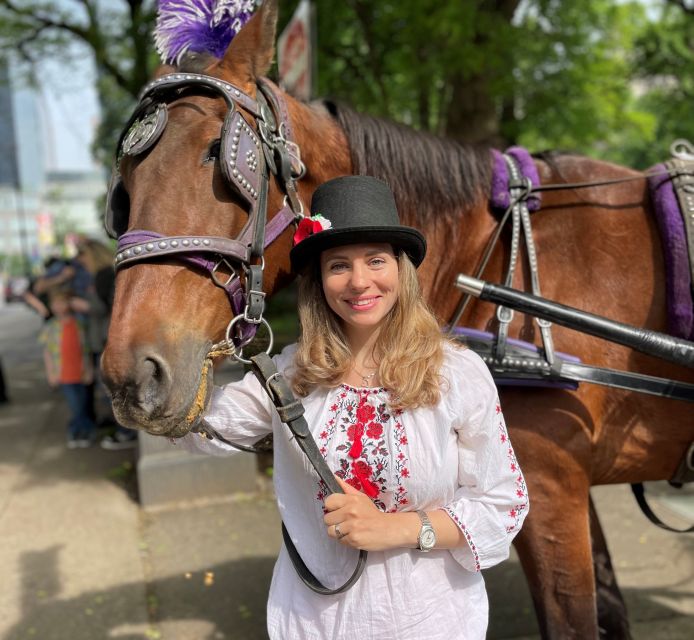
77, 239, 114, 274
292, 251, 445, 411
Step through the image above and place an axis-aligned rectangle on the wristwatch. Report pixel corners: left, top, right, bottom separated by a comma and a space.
416, 510, 436, 552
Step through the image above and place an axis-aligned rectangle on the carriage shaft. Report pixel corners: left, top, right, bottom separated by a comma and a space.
456, 275, 694, 369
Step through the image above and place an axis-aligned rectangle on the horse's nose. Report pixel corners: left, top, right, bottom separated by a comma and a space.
101, 349, 173, 419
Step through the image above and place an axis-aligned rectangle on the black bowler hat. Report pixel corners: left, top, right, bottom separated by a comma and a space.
290, 175, 427, 273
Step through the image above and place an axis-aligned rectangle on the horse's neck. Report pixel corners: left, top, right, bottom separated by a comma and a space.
288, 101, 353, 195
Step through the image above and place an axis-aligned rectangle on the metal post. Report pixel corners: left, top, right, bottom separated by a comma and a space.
13, 188, 32, 277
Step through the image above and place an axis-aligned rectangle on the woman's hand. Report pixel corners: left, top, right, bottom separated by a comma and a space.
323, 476, 417, 551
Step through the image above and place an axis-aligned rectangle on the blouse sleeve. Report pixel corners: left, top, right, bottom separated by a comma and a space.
176, 344, 296, 456
441, 349, 529, 572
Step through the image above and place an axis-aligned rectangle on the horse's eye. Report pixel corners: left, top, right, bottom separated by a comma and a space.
204, 139, 221, 163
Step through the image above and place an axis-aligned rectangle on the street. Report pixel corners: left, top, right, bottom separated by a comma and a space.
0, 302, 692, 639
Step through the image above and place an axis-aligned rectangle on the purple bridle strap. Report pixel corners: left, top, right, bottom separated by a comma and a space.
115, 204, 297, 344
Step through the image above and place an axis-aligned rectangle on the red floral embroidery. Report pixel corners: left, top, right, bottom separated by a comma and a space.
356, 403, 376, 423
315, 384, 411, 512
445, 508, 481, 572
496, 399, 528, 533
366, 422, 383, 439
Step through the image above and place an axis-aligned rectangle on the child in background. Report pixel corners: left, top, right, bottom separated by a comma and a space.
40, 289, 96, 448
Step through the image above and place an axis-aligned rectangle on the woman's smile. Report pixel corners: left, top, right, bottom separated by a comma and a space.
345, 296, 381, 311
320, 243, 400, 339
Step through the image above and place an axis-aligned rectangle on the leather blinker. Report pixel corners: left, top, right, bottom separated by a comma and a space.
105, 171, 130, 240
221, 110, 263, 206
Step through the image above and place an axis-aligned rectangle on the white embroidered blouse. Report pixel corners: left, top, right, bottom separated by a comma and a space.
178, 342, 528, 640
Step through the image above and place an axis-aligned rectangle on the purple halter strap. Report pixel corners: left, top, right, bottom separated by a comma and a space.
116, 205, 297, 344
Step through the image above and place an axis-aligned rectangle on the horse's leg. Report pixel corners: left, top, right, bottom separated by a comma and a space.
513, 472, 597, 639
590, 497, 632, 640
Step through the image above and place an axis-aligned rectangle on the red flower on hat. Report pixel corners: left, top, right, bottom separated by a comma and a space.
292, 214, 332, 245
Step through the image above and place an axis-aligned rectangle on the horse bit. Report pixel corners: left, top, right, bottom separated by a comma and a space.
105, 72, 368, 594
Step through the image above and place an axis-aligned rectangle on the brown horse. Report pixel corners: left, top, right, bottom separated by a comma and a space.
101, 2, 694, 638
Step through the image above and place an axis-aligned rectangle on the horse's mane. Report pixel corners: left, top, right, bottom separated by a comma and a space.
326, 100, 492, 224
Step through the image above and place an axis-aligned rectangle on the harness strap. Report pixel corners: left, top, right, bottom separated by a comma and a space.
557, 361, 694, 402
630, 483, 694, 532
249, 352, 367, 595
494, 156, 523, 362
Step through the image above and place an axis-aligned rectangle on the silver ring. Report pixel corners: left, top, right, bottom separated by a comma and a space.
334, 523, 345, 539
224, 315, 274, 364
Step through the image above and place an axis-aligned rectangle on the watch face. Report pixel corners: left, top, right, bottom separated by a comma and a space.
421, 528, 436, 549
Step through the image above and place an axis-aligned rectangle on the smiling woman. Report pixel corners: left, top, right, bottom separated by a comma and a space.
177, 175, 528, 640
321, 243, 400, 339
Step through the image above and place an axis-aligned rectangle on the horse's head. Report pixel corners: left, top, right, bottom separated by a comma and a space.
101, 0, 350, 436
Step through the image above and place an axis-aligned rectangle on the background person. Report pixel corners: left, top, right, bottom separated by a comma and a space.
173, 176, 528, 639
39, 288, 96, 448
71, 238, 137, 449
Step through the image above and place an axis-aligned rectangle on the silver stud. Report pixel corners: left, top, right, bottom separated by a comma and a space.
182, 239, 190, 246
192, 239, 200, 246
124, 249, 131, 257
117, 253, 123, 261
146, 243, 154, 251
134, 246, 142, 254
234, 89, 240, 96
158, 241, 167, 249
171, 240, 178, 248
203, 239, 211, 246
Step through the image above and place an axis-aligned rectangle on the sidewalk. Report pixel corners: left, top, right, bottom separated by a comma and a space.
0, 303, 692, 639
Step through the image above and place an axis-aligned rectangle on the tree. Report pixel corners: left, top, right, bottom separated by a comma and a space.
3, 0, 694, 168
627, 0, 694, 166
0, 0, 159, 163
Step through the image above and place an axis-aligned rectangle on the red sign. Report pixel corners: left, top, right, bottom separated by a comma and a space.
277, 0, 313, 101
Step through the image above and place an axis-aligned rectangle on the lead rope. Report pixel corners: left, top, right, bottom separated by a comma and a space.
188, 345, 367, 594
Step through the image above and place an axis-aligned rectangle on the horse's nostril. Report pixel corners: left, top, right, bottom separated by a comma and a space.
135, 354, 172, 414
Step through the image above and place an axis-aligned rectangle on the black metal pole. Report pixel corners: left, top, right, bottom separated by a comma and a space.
456, 274, 694, 369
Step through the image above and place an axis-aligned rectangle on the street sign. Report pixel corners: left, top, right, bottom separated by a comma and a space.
277, 0, 314, 101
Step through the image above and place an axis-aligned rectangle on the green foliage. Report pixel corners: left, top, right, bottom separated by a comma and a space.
4, 1, 694, 169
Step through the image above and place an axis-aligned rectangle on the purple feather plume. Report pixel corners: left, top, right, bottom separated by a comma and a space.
155, 0, 257, 66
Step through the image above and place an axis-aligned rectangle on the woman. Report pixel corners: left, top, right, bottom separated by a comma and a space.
177, 176, 528, 639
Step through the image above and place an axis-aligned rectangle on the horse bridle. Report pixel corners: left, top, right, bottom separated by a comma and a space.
106, 72, 305, 349
105, 72, 368, 594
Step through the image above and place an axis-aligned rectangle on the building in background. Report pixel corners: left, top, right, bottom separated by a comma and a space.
0, 59, 45, 271
0, 58, 106, 278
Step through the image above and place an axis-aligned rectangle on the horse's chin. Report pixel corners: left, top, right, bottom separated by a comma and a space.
110, 400, 198, 438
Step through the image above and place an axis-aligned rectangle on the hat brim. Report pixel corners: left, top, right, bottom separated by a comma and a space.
290, 226, 427, 273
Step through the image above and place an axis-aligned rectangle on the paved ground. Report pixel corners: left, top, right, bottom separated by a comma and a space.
0, 302, 692, 639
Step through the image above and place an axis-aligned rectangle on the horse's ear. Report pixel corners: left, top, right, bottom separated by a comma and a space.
219, 0, 278, 87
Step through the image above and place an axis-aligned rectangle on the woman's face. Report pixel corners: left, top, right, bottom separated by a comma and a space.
320, 243, 399, 339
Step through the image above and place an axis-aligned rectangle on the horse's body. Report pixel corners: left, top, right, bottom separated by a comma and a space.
101, 3, 693, 638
